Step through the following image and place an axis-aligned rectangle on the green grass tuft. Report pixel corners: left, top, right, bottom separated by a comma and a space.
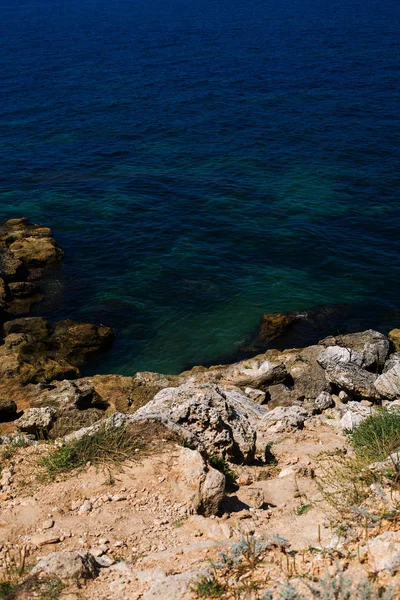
351, 408, 400, 464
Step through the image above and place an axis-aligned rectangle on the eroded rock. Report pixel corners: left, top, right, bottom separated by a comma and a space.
319, 330, 390, 371
325, 363, 378, 400
15, 406, 56, 436
262, 405, 309, 433
134, 383, 260, 463
31, 551, 100, 580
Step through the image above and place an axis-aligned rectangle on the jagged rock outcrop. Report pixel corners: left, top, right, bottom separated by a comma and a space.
134, 383, 263, 463
261, 405, 309, 433
374, 363, 400, 400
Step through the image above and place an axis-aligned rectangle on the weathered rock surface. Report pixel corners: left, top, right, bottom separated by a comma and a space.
319, 330, 390, 371
32, 380, 108, 413
1, 218, 63, 268
314, 391, 335, 411
0, 219, 63, 318
31, 551, 100, 580
388, 329, 400, 352
325, 363, 379, 400
15, 406, 57, 435
261, 405, 309, 433
171, 447, 225, 516
0, 317, 113, 384
360, 532, 400, 574
374, 363, 400, 400
134, 383, 261, 463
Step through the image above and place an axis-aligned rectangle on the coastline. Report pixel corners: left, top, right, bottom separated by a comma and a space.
2, 219, 400, 599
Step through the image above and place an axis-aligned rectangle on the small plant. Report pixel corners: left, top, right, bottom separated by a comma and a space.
277, 567, 398, 599
0, 437, 29, 462
192, 533, 289, 599
351, 408, 400, 464
194, 575, 225, 598
264, 442, 278, 466
0, 582, 15, 599
297, 504, 312, 516
208, 455, 236, 484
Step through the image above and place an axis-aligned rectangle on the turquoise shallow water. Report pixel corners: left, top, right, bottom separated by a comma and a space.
1, 0, 400, 374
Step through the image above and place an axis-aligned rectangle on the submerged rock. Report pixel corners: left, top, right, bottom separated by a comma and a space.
0, 219, 64, 318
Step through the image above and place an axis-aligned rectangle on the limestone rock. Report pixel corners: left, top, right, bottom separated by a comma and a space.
262, 405, 309, 433
0, 398, 17, 422
374, 363, 400, 400
325, 363, 378, 400
32, 379, 108, 413
142, 569, 201, 600
265, 345, 329, 407
15, 406, 56, 435
134, 383, 260, 463
361, 532, 400, 574
314, 391, 335, 411
319, 330, 389, 371
237, 486, 265, 509
171, 447, 225, 516
31, 551, 100, 580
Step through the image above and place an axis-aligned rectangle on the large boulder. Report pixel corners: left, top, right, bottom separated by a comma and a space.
134, 383, 262, 463
319, 330, 390, 371
325, 363, 379, 400
31, 551, 100, 580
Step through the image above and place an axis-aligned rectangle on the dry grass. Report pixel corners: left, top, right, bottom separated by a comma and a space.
38, 421, 180, 479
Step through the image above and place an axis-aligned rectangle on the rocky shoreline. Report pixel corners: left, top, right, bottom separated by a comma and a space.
2, 219, 400, 599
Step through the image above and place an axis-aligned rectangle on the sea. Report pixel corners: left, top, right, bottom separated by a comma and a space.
1, 0, 400, 375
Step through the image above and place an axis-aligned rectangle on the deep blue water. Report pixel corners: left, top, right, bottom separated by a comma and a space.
1, 0, 400, 375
